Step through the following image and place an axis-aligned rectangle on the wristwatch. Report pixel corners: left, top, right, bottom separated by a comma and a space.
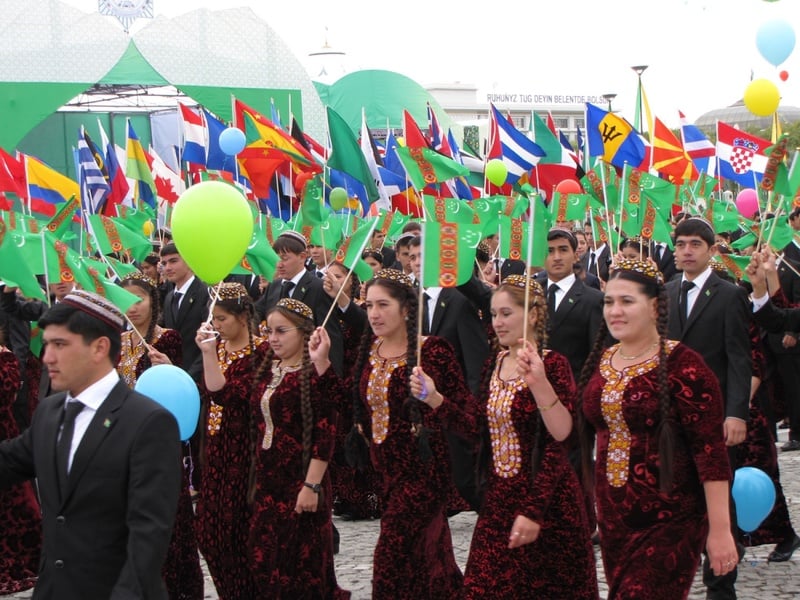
303, 482, 321, 494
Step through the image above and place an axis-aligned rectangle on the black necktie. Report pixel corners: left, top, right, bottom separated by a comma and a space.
280, 280, 295, 299
547, 283, 558, 314
422, 292, 431, 335
679, 280, 695, 327
57, 400, 85, 493
171, 291, 183, 322
656, 244, 664, 262
588, 252, 597, 273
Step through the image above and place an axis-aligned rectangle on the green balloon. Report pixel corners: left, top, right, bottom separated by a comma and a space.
485, 159, 508, 186
171, 181, 254, 284
329, 187, 349, 210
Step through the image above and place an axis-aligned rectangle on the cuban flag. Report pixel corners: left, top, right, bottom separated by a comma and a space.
716, 120, 769, 187
490, 103, 545, 181
178, 103, 207, 165
679, 110, 716, 176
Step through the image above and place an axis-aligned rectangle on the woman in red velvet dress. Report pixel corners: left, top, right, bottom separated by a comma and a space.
195, 282, 266, 599
244, 298, 348, 599
119, 273, 204, 600
461, 276, 598, 599
0, 332, 40, 594
345, 269, 474, 599
578, 260, 739, 599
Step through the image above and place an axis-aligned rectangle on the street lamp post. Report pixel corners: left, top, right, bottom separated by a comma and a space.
601, 93, 617, 112
631, 65, 649, 134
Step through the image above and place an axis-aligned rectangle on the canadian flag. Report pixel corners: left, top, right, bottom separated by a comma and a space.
147, 145, 184, 204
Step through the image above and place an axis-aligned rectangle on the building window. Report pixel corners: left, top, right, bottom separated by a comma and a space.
513, 116, 527, 129
554, 117, 569, 129
574, 118, 585, 129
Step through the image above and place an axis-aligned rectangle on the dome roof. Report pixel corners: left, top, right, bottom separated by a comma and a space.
695, 99, 800, 131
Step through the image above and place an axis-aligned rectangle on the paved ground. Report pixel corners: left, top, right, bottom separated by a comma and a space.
5, 429, 800, 599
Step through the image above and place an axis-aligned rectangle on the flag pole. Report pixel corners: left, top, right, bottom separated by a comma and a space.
416, 220, 426, 367
522, 192, 536, 347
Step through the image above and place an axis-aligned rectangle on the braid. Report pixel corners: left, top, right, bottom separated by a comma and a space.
300, 330, 314, 475
345, 326, 374, 470
528, 303, 549, 485
575, 319, 610, 491
654, 286, 675, 492
403, 288, 432, 461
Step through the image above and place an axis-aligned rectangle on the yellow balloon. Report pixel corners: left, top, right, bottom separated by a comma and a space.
743, 78, 781, 116
142, 221, 155, 236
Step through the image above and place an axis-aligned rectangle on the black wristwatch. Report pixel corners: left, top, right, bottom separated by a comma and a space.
303, 482, 321, 494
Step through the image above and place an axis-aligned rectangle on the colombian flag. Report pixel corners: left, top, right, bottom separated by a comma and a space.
25, 155, 80, 216
586, 103, 647, 169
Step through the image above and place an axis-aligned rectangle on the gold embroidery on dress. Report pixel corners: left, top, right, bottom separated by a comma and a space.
260, 360, 301, 449
487, 351, 524, 478
118, 327, 165, 388
599, 341, 678, 487
366, 339, 406, 445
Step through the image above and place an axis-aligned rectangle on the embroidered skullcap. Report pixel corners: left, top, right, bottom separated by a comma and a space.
502, 274, 544, 297
277, 230, 308, 249
212, 282, 249, 302
373, 268, 413, 289
276, 298, 314, 321
121, 271, 157, 288
611, 258, 665, 285
548, 227, 576, 243
61, 289, 126, 332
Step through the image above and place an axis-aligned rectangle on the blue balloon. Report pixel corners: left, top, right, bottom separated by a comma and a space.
756, 20, 796, 67
219, 127, 246, 156
732, 466, 776, 532
135, 364, 200, 441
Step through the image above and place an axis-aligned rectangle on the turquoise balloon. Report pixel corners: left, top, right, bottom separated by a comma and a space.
135, 365, 200, 441
171, 181, 254, 284
732, 466, 776, 532
756, 20, 796, 66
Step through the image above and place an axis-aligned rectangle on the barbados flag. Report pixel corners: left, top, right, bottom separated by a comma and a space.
25, 155, 80, 216
586, 103, 647, 169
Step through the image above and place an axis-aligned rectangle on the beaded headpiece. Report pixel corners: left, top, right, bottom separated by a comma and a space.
477, 240, 492, 256
276, 298, 314, 321
709, 259, 729, 274
502, 274, 544, 297
373, 268, 413, 289
61, 289, 126, 332
361, 247, 383, 259
276, 230, 308, 249
610, 258, 665, 285
622, 236, 643, 246
683, 216, 715, 235
212, 282, 249, 302
121, 271, 157, 288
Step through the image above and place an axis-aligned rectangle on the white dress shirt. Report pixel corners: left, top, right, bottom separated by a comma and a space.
546, 273, 576, 312
681, 266, 713, 316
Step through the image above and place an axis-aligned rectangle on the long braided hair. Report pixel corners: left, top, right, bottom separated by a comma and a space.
345, 269, 431, 465
253, 299, 316, 492
575, 259, 675, 492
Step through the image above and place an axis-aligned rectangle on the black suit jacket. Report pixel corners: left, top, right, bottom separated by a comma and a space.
537, 274, 604, 381
580, 244, 611, 282
162, 277, 209, 382
424, 287, 489, 395
651, 242, 680, 282
224, 273, 262, 301
666, 272, 752, 421
0, 380, 181, 600
255, 271, 345, 376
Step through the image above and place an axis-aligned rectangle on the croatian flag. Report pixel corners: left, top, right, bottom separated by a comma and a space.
716, 120, 769, 187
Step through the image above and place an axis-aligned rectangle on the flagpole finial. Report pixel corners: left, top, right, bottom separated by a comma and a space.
601, 94, 617, 112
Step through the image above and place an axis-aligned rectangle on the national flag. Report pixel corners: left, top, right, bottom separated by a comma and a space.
420, 221, 482, 288
86, 214, 153, 261
423, 195, 476, 224
327, 168, 369, 216
760, 136, 792, 197
291, 117, 327, 164
178, 103, 207, 165
270, 98, 283, 130
585, 103, 647, 169
229, 223, 280, 280
78, 256, 141, 313
44, 195, 80, 238
546, 112, 557, 135
234, 99, 315, 165
327, 106, 379, 202
25, 155, 80, 216
678, 110, 716, 164
651, 117, 698, 182
0, 216, 47, 300
716, 121, 770, 187
97, 121, 131, 211
360, 111, 391, 210
148, 145, 184, 204
715, 255, 752, 282
0, 148, 26, 198
550, 192, 590, 223
383, 131, 407, 176
395, 147, 470, 190
125, 121, 157, 208
402, 109, 430, 149
77, 126, 110, 214
201, 108, 234, 171
490, 103, 545, 181
530, 112, 581, 196
427, 103, 452, 155
336, 217, 379, 281
497, 210, 550, 267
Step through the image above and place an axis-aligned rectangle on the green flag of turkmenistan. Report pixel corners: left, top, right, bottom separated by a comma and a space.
87, 214, 153, 262
230, 225, 280, 281
336, 217, 378, 282
423, 195, 475, 224
326, 107, 379, 202
421, 221, 482, 288
44, 195, 80, 239
0, 217, 47, 300
395, 146, 469, 190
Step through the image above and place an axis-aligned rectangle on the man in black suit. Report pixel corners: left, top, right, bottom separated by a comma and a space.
666, 217, 751, 600
536, 228, 604, 381
0, 290, 180, 599
160, 243, 209, 383
255, 231, 344, 376
651, 240, 679, 281
580, 233, 612, 282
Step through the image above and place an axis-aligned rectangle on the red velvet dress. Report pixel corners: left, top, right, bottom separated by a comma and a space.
250, 363, 349, 599
119, 328, 204, 600
358, 336, 473, 599
583, 342, 732, 600
0, 349, 41, 594
463, 350, 598, 599
195, 338, 267, 600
